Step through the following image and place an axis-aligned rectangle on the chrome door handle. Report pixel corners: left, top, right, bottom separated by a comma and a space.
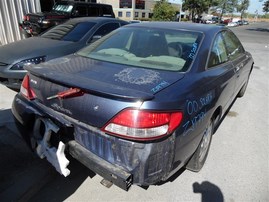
235, 66, 240, 72
235, 63, 243, 72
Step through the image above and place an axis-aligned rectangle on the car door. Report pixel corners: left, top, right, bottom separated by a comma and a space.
207, 31, 236, 111
222, 30, 249, 94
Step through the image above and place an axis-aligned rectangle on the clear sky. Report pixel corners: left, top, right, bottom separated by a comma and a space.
248, 0, 264, 14
168, 0, 265, 14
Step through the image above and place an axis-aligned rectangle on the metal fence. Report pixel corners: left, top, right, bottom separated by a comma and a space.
0, 0, 41, 45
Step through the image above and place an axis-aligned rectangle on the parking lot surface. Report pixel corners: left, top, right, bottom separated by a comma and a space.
0, 22, 268, 201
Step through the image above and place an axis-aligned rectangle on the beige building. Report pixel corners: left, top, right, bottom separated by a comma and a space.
97, 0, 157, 21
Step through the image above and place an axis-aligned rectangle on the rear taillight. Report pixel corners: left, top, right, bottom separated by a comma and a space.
102, 109, 183, 141
20, 74, 36, 100
23, 15, 29, 21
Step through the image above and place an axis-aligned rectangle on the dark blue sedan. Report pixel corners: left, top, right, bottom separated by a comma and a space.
12, 22, 254, 190
0, 17, 128, 90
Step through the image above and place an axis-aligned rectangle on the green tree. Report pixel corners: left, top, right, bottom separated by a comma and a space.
182, 0, 219, 21
182, 0, 209, 21
152, 0, 177, 21
212, 0, 238, 23
237, 0, 250, 19
263, 0, 269, 13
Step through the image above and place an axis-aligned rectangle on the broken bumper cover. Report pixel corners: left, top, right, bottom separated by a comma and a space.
68, 140, 132, 191
12, 94, 133, 190
12, 94, 175, 190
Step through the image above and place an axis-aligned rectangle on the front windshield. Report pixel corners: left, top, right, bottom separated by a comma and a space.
41, 22, 96, 41
52, 4, 73, 13
77, 26, 203, 72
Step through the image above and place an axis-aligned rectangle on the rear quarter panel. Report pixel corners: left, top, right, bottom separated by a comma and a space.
148, 43, 238, 173
171, 62, 236, 169
233, 51, 254, 94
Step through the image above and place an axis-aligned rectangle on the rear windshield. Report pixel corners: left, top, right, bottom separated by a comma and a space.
41, 22, 96, 41
52, 3, 73, 13
77, 26, 203, 72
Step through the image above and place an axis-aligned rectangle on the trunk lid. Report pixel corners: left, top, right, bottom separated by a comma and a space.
26, 54, 184, 127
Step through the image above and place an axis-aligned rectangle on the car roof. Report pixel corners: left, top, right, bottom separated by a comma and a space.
126, 22, 227, 35
58, 1, 112, 6
65, 17, 125, 24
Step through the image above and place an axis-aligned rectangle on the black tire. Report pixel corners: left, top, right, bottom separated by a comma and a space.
238, 73, 250, 98
186, 119, 214, 172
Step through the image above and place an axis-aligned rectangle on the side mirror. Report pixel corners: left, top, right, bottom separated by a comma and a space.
90, 35, 102, 43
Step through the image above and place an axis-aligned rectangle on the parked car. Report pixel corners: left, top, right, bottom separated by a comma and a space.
237, 20, 249, 26
227, 22, 238, 27
12, 22, 254, 191
212, 16, 219, 23
205, 19, 213, 24
243, 20, 249, 25
223, 18, 232, 25
19, 0, 115, 37
0, 17, 128, 91
237, 20, 244, 26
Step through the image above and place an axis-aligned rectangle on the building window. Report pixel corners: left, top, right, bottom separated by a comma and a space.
118, 11, 122, 17
135, 0, 145, 9
142, 12, 145, 18
120, 0, 132, 8
135, 12, 139, 18
126, 11, 131, 18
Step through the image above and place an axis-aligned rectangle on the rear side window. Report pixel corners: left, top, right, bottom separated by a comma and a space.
41, 24, 74, 40
102, 6, 113, 16
222, 31, 244, 60
208, 32, 228, 68
41, 22, 96, 41
93, 23, 120, 36
88, 6, 99, 16
52, 3, 73, 13
75, 5, 88, 16
63, 22, 96, 41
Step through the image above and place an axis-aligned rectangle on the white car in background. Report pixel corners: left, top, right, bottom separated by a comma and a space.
227, 22, 238, 27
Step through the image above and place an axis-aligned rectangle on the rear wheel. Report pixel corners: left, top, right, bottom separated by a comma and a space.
186, 119, 214, 172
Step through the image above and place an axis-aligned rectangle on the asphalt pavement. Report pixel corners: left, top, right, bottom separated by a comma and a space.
0, 22, 268, 202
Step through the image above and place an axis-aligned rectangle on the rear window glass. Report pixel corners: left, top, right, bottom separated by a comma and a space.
52, 4, 73, 13
102, 6, 113, 16
77, 27, 203, 72
41, 22, 96, 41
88, 6, 99, 16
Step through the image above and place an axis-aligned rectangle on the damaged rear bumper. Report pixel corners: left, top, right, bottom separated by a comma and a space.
68, 140, 132, 191
12, 94, 175, 190
12, 94, 133, 190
